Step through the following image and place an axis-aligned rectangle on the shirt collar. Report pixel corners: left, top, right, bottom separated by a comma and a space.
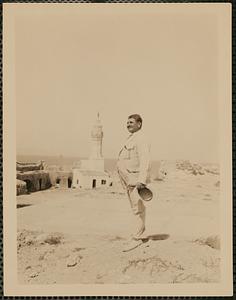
128, 129, 141, 138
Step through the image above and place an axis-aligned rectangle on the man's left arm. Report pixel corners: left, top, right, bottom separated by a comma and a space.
136, 138, 150, 186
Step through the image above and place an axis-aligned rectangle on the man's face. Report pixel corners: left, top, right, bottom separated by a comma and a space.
127, 118, 141, 133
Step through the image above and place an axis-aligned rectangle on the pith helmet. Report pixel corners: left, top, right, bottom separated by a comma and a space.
137, 186, 153, 202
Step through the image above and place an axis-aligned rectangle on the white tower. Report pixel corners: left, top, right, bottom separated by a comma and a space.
90, 113, 103, 159
80, 113, 105, 172
72, 113, 111, 189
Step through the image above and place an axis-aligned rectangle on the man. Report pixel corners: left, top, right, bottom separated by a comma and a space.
117, 114, 151, 250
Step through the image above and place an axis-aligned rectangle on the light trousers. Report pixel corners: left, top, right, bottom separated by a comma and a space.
117, 161, 146, 239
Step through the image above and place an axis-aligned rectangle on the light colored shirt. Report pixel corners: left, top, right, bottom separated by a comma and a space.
118, 130, 151, 184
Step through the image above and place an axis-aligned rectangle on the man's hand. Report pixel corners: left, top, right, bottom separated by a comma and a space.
127, 180, 146, 189
136, 182, 146, 189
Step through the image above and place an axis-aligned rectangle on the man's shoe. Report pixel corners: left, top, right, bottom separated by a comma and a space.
132, 233, 149, 242
122, 239, 143, 252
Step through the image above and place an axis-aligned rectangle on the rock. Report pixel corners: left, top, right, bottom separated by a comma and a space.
29, 272, 39, 278
35, 234, 48, 244
205, 235, 220, 250
205, 167, 220, 175
35, 233, 63, 245
215, 181, 220, 187
67, 261, 77, 267
194, 235, 220, 250
25, 237, 35, 245
67, 254, 82, 267
176, 160, 205, 175
44, 234, 63, 245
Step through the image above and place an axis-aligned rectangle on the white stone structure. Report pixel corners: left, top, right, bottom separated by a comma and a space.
72, 114, 112, 189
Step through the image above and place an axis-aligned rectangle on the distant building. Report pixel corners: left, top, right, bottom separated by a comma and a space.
16, 161, 51, 195
50, 171, 73, 188
72, 113, 112, 189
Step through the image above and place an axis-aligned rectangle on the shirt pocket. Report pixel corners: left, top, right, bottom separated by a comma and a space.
124, 144, 135, 159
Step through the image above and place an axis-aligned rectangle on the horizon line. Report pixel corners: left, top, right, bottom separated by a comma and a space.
16, 153, 218, 164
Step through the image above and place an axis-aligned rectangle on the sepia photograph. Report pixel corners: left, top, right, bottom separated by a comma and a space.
3, 3, 232, 296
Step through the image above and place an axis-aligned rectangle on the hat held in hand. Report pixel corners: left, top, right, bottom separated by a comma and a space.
137, 185, 153, 202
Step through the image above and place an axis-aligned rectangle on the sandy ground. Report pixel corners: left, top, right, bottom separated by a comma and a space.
17, 169, 221, 284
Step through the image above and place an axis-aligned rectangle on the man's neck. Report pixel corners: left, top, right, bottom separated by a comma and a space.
127, 129, 141, 138
132, 129, 141, 135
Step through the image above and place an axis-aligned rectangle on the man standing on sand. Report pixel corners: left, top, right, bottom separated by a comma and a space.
117, 114, 151, 251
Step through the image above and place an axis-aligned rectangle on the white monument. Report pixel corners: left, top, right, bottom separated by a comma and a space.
72, 113, 112, 189
80, 113, 105, 172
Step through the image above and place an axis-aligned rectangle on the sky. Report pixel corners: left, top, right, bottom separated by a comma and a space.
15, 5, 220, 162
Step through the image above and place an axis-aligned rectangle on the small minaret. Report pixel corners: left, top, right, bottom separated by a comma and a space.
72, 112, 111, 189
90, 113, 103, 159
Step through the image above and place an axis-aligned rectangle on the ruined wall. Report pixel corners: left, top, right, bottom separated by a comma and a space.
16, 161, 74, 194
17, 171, 51, 193
16, 179, 27, 196
48, 171, 73, 188
16, 161, 45, 172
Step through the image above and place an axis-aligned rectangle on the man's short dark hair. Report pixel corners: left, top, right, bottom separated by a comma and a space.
128, 114, 143, 126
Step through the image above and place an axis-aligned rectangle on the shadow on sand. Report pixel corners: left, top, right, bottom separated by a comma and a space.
145, 234, 170, 241
17, 204, 32, 209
